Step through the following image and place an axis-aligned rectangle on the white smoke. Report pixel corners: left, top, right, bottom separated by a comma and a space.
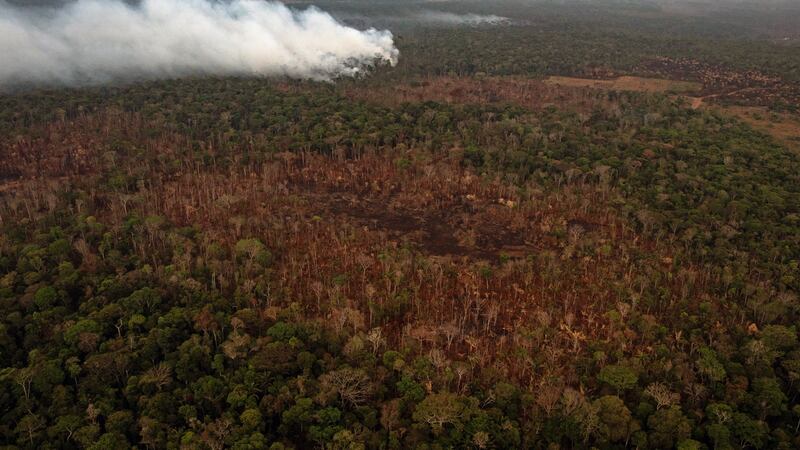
0, 0, 399, 88
418, 11, 511, 26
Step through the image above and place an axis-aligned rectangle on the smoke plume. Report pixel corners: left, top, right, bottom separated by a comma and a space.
418, 11, 511, 26
0, 0, 399, 88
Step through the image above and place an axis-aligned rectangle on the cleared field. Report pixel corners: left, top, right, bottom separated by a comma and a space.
545, 75, 799, 151
544, 75, 702, 93
723, 106, 800, 150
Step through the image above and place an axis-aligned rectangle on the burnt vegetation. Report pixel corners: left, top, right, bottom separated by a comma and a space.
1, 2, 800, 449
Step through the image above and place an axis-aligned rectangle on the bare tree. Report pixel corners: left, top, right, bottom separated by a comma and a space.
644, 382, 680, 410
320, 368, 372, 407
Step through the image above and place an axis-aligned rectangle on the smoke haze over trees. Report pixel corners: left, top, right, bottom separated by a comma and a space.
0, 0, 398, 88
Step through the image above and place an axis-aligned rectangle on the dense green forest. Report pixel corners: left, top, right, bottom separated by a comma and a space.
1, 1, 800, 449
